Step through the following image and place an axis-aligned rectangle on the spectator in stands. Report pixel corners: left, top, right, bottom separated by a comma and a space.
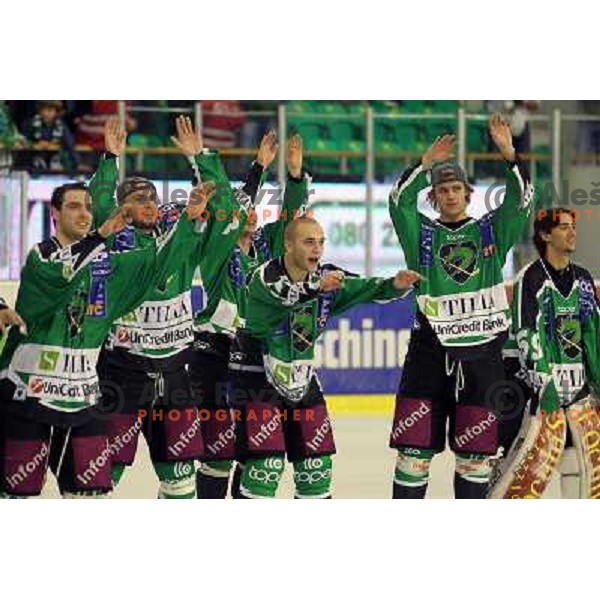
0, 101, 25, 171
22, 101, 78, 171
200, 100, 245, 148
75, 100, 137, 167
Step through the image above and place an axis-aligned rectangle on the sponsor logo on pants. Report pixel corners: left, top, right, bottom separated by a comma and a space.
453, 406, 498, 453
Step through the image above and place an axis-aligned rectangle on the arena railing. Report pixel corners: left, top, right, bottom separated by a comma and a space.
4, 104, 600, 275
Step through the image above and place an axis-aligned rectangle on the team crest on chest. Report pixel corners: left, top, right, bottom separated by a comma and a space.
555, 315, 582, 359
438, 241, 478, 284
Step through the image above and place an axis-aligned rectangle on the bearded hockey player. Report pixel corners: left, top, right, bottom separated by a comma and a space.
489, 208, 600, 499
388, 114, 534, 499
230, 217, 422, 499
91, 117, 246, 499
0, 176, 208, 498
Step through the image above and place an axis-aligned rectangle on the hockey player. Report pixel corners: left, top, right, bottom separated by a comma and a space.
388, 114, 534, 499
230, 216, 422, 499
0, 179, 210, 498
489, 208, 600, 499
172, 117, 312, 498
91, 117, 247, 499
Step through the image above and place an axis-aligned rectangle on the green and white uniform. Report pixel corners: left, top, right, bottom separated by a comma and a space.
512, 258, 600, 412
230, 259, 409, 499
387, 157, 535, 499
0, 214, 201, 424
389, 159, 534, 352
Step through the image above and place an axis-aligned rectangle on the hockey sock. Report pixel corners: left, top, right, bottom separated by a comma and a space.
293, 456, 333, 499
196, 460, 233, 499
111, 464, 127, 487
153, 460, 196, 499
454, 453, 492, 499
239, 456, 284, 499
392, 448, 433, 499
231, 462, 244, 498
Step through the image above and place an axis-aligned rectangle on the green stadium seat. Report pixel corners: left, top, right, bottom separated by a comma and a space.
400, 100, 427, 113
532, 144, 552, 179
309, 138, 341, 176
327, 120, 354, 147
424, 120, 456, 141
467, 121, 488, 152
430, 100, 459, 114
391, 122, 420, 151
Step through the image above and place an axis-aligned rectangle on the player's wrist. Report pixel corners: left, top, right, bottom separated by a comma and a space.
502, 147, 516, 163
288, 167, 303, 180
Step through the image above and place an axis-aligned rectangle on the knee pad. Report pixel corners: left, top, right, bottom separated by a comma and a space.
455, 453, 492, 484
198, 460, 233, 479
240, 456, 284, 499
394, 448, 433, 487
153, 460, 196, 499
560, 447, 581, 499
293, 456, 333, 499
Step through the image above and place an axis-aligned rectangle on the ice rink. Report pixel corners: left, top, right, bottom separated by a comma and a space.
39, 399, 563, 499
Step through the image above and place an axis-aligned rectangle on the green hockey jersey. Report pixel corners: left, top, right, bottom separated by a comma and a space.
243, 259, 409, 401
389, 159, 534, 353
512, 258, 600, 412
0, 211, 203, 417
196, 171, 311, 336
90, 152, 243, 366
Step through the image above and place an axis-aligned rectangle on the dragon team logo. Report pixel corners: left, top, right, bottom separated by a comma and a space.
438, 241, 478, 284
556, 315, 582, 359
291, 306, 314, 353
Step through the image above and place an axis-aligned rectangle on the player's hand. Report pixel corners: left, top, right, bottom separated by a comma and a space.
320, 270, 345, 292
0, 307, 27, 336
256, 130, 278, 169
393, 269, 424, 290
422, 135, 455, 170
489, 113, 516, 162
98, 205, 133, 238
171, 115, 203, 156
104, 116, 127, 156
286, 133, 303, 178
187, 181, 217, 220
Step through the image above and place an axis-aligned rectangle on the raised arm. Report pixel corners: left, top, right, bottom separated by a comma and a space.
88, 117, 126, 228
488, 114, 535, 262
388, 135, 455, 270
108, 182, 216, 318
263, 134, 310, 257
241, 129, 277, 203
172, 116, 249, 288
